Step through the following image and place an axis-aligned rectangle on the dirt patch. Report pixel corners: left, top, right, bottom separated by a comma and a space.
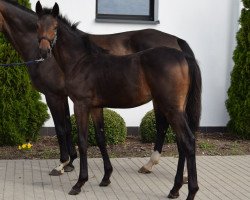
0, 132, 249, 159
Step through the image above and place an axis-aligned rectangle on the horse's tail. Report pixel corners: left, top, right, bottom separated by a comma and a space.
177, 38, 202, 133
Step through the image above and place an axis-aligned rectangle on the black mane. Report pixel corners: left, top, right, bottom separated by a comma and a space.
42, 8, 80, 30
37, 4, 108, 55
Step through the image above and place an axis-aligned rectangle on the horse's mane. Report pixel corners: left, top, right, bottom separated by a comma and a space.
40, 8, 108, 55
81, 35, 109, 55
42, 8, 80, 30
34, 4, 109, 55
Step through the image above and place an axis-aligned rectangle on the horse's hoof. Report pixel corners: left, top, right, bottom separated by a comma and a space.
68, 187, 81, 195
138, 166, 151, 174
183, 176, 188, 184
64, 164, 75, 172
99, 179, 111, 187
49, 168, 63, 176
167, 192, 179, 199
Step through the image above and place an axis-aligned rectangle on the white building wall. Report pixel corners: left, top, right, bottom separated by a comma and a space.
30, 0, 240, 127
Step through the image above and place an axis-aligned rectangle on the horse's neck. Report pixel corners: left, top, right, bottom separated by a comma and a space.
55, 24, 88, 73
1, 2, 38, 60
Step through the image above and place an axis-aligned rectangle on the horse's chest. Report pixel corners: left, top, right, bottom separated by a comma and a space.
64, 77, 92, 101
29, 66, 65, 94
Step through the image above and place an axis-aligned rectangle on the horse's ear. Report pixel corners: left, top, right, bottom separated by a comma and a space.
35, 1, 43, 17
52, 3, 59, 17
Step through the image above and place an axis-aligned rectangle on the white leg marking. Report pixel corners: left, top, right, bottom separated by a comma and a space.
183, 162, 188, 183
184, 161, 188, 177
54, 156, 70, 174
143, 151, 161, 172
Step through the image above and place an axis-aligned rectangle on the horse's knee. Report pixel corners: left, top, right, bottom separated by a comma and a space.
55, 125, 69, 137
95, 129, 106, 145
96, 136, 105, 147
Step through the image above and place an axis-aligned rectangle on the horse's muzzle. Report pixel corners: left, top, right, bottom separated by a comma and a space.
39, 48, 52, 59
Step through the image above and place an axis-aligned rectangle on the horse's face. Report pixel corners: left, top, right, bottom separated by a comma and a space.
36, 1, 59, 59
37, 15, 58, 59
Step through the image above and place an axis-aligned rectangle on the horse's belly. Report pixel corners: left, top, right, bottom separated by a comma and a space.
96, 92, 152, 108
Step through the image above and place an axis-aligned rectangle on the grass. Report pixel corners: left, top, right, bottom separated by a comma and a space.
230, 141, 244, 155
199, 140, 215, 151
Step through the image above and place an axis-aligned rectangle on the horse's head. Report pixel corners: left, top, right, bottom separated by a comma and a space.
36, 1, 59, 59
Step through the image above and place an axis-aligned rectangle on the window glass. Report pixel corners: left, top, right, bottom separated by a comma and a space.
96, 0, 159, 24
97, 0, 150, 16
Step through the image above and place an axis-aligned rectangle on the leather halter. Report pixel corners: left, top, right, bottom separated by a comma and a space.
38, 31, 57, 57
38, 30, 57, 49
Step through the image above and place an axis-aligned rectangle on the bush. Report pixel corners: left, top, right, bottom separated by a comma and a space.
0, 0, 49, 146
226, 1, 250, 138
71, 109, 127, 146
139, 110, 175, 143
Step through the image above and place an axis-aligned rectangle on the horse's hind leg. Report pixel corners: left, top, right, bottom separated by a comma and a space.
139, 103, 169, 174
91, 108, 113, 187
167, 112, 198, 200
139, 104, 188, 183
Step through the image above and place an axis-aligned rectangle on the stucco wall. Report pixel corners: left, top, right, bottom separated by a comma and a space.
30, 0, 240, 127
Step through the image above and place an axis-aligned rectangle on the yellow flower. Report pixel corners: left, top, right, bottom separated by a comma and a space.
27, 143, 33, 149
18, 145, 22, 150
22, 144, 27, 149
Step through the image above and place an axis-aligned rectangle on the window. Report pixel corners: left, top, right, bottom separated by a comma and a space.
96, 0, 159, 24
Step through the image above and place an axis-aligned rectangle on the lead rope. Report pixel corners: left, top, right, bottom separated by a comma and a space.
0, 58, 45, 67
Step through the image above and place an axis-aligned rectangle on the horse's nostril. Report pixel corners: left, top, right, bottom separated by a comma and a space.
40, 49, 48, 59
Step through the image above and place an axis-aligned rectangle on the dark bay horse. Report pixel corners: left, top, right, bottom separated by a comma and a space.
0, 0, 200, 177
35, 2, 201, 199
0, 0, 77, 174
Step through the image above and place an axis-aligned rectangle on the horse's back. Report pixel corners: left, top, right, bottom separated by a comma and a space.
89, 29, 181, 55
130, 29, 181, 51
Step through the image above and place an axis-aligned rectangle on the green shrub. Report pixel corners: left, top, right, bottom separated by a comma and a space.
139, 110, 175, 143
71, 109, 127, 146
226, 0, 250, 138
0, 0, 49, 146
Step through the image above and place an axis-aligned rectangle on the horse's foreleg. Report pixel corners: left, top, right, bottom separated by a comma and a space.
63, 99, 77, 172
167, 112, 198, 200
91, 108, 113, 187
69, 103, 89, 195
139, 106, 168, 174
45, 95, 72, 176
